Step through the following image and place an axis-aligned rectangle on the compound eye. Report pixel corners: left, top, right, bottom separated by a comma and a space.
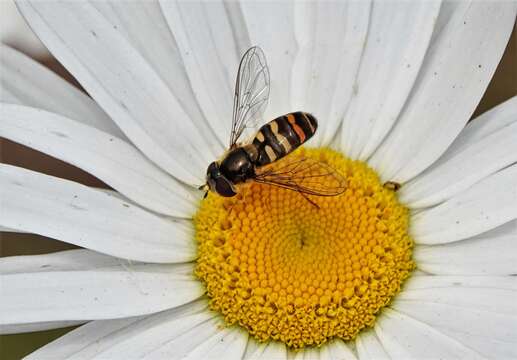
206, 177, 217, 192
207, 162, 220, 176
215, 177, 237, 197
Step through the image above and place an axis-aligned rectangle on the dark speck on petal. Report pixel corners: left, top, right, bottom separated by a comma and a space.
50, 130, 68, 138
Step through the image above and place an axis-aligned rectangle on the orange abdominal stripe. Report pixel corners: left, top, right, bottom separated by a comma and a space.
194, 147, 414, 348
287, 113, 306, 142
251, 112, 317, 167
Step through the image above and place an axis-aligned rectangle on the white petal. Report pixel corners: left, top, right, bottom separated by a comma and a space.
28, 317, 145, 360
18, 1, 217, 184
401, 103, 517, 208
0, 225, 24, 232
291, 347, 317, 360
88, 1, 221, 154
395, 275, 517, 314
0, 189, 124, 235
1, 103, 198, 217
355, 329, 390, 360
144, 317, 223, 359
239, 2, 297, 119
245, 340, 287, 360
392, 275, 517, 359
402, 274, 517, 291
393, 275, 517, 316
415, 220, 517, 275
291, 1, 370, 147
0, 321, 84, 335
411, 269, 431, 277
369, 1, 517, 183
319, 339, 357, 360
25, 300, 209, 359
182, 326, 248, 360
160, 0, 248, 147
0, 164, 196, 262
449, 96, 517, 153
1, 257, 203, 326
375, 308, 484, 359
340, 1, 441, 159
244, 339, 261, 359
0, 44, 124, 139
1, 0, 48, 57
411, 164, 517, 245
0, 249, 120, 275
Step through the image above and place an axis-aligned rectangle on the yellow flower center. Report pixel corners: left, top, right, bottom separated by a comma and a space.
194, 147, 414, 348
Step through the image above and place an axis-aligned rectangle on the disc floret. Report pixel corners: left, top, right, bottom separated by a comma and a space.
195, 148, 414, 348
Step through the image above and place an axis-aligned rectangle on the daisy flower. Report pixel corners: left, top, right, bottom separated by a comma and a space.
1, 1, 517, 359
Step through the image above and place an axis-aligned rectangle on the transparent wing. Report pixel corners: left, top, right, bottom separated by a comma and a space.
230, 46, 270, 148
253, 157, 347, 196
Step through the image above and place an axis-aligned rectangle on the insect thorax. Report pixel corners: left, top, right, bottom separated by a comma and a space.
219, 147, 256, 184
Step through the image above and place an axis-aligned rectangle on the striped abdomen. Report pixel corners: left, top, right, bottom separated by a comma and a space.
250, 112, 318, 167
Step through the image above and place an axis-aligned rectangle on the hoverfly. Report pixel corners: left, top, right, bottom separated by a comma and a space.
201, 46, 346, 201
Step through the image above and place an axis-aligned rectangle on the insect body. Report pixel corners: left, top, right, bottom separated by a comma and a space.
203, 47, 345, 198
383, 181, 401, 192
252, 112, 318, 166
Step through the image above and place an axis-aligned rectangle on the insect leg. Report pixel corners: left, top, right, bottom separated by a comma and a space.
298, 191, 320, 209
